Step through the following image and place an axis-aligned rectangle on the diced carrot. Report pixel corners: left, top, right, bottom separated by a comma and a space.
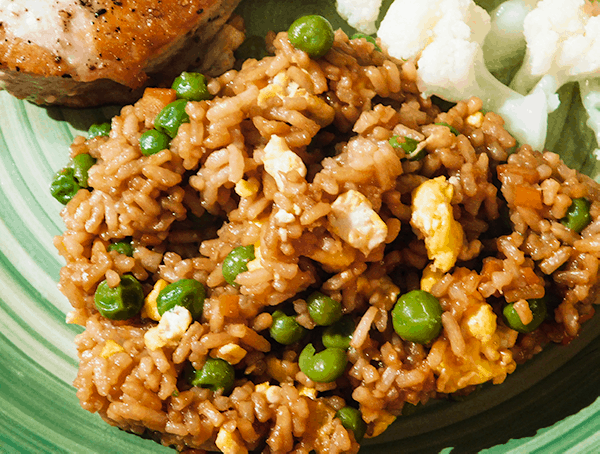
513, 185, 543, 210
496, 165, 539, 184
143, 87, 177, 106
219, 293, 240, 318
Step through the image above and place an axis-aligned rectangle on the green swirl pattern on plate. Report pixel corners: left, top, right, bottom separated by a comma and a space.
1, 1, 600, 452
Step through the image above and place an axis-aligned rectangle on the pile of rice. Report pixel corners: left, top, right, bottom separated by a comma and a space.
54, 28, 600, 453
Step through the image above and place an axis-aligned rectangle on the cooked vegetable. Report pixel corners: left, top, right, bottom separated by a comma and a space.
94, 275, 144, 320
299, 343, 348, 383
72, 153, 96, 187
336, 406, 367, 442
322, 315, 355, 349
222, 245, 255, 287
107, 240, 134, 257
392, 290, 443, 344
377, 0, 559, 151
156, 279, 205, 319
269, 310, 307, 345
154, 99, 190, 138
350, 32, 381, 51
561, 197, 592, 233
307, 292, 343, 326
139, 129, 171, 156
50, 167, 81, 205
172, 72, 212, 101
503, 297, 547, 333
191, 358, 235, 394
288, 15, 335, 58
88, 122, 111, 139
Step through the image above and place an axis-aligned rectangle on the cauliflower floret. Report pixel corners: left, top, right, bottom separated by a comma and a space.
144, 306, 192, 351
378, 0, 559, 151
511, 0, 600, 94
261, 135, 307, 192
336, 0, 383, 34
411, 176, 464, 273
328, 189, 388, 256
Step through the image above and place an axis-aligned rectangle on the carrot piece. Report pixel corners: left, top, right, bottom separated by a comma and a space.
513, 185, 543, 210
143, 87, 177, 106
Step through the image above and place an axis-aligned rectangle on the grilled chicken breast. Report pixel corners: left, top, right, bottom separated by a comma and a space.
0, 0, 243, 106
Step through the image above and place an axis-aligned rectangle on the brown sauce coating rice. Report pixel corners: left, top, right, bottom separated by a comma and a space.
54, 29, 600, 453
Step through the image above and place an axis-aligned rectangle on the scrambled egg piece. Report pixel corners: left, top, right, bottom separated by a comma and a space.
464, 303, 496, 343
141, 279, 168, 321
328, 189, 388, 256
466, 112, 484, 128
433, 302, 517, 393
216, 427, 248, 454
257, 72, 289, 107
144, 306, 192, 351
100, 339, 125, 359
365, 411, 396, 439
420, 263, 444, 292
213, 343, 247, 365
246, 240, 264, 272
411, 176, 464, 272
262, 135, 307, 192
298, 385, 317, 400
234, 179, 259, 198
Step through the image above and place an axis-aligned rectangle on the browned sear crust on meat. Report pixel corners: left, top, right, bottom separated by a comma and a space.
0, 0, 243, 106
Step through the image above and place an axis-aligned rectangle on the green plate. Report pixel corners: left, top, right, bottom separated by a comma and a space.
1, 1, 599, 453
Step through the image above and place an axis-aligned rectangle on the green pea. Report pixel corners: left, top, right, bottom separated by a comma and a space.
435, 122, 460, 136
88, 122, 111, 139
392, 290, 443, 344
172, 72, 212, 101
107, 240, 134, 257
269, 310, 307, 345
222, 245, 255, 287
287, 15, 335, 59
322, 315, 355, 349
157, 279, 205, 320
191, 358, 235, 394
503, 297, 547, 333
154, 99, 190, 138
72, 153, 96, 187
561, 198, 591, 233
335, 406, 367, 442
94, 274, 144, 320
139, 129, 171, 156
298, 343, 347, 383
50, 167, 82, 205
350, 32, 381, 52
307, 292, 343, 326
389, 135, 425, 161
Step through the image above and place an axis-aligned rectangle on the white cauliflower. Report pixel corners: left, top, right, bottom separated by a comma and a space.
336, 0, 383, 35
378, 0, 559, 151
510, 0, 600, 94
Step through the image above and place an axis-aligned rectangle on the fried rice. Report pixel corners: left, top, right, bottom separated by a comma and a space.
53, 27, 600, 453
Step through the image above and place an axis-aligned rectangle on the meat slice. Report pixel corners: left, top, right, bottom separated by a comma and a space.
0, 0, 243, 107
